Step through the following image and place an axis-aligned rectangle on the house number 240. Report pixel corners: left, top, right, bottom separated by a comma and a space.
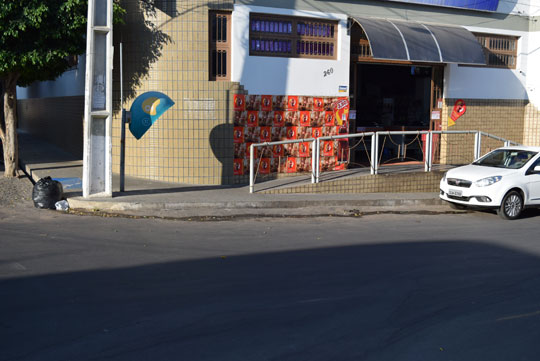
323, 68, 334, 77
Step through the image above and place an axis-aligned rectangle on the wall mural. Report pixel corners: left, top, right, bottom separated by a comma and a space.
233, 94, 350, 176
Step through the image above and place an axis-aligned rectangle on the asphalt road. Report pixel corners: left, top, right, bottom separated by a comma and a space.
2, 207, 540, 361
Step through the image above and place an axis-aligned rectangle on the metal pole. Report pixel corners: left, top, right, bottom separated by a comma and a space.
249, 144, 255, 193
311, 139, 316, 183
427, 131, 433, 172
474, 131, 482, 160
315, 138, 321, 183
372, 133, 379, 175
119, 43, 126, 192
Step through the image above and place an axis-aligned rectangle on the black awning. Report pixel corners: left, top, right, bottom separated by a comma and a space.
351, 16, 486, 65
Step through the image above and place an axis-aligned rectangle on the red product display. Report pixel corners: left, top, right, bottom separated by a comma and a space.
286, 157, 297, 173
286, 126, 297, 140
273, 143, 285, 157
233, 127, 244, 144
233, 159, 244, 175
247, 111, 258, 127
324, 111, 335, 126
287, 96, 299, 111
259, 158, 271, 174
260, 126, 271, 142
234, 94, 245, 111
233, 94, 349, 175
261, 95, 273, 111
299, 111, 310, 126
299, 142, 310, 157
322, 141, 334, 157
273, 111, 285, 127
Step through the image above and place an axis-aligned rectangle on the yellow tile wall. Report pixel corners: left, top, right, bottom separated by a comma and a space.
111, 0, 240, 185
439, 98, 526, 164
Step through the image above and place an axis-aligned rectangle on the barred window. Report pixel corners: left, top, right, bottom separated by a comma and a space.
249, 13, 338, 59
474, 33, 518, 69
209, 11, 231, 81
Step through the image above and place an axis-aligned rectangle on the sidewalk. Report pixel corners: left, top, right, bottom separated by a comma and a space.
18, 132, 456, 218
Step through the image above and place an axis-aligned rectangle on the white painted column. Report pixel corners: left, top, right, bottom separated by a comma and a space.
82, 0, 113, 197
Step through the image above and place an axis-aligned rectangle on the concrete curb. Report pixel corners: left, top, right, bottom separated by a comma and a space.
67, 196, 445, 212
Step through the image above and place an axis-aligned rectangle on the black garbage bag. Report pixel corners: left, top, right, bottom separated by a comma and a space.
32, 176, 64, 209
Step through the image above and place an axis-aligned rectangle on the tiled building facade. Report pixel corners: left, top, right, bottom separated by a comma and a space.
16, 0, 540, 187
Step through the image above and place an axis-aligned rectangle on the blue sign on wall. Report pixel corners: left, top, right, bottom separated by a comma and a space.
382, 0, 499, 12
129, 92, 175, 140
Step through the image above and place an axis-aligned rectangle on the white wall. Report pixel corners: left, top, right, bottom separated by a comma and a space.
17, 55, 86, 100
232, 5, 349, 96
445, 26, 529, 101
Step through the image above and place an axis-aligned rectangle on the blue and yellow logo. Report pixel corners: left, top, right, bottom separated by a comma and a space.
129, 91, 174, 139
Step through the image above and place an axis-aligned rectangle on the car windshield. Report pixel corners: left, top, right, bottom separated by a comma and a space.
473, 149, 537, 169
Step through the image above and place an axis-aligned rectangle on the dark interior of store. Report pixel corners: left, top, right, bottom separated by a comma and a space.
349, 63, 433, 166
354, 63, 431, 131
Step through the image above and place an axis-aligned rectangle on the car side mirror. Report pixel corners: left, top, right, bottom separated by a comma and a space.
535, 165, 540, 173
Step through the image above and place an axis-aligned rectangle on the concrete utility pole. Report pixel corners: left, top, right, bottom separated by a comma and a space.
82, 0, 113, 197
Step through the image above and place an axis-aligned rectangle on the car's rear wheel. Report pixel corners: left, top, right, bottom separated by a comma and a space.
497, 190, 523, 220
448, 202, 467, 210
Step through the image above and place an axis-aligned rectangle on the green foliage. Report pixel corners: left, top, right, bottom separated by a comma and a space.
0, 0, 125, 86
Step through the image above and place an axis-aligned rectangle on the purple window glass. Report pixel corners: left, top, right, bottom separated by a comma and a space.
330, 43, 334, 56
266, 40, 271, 52
251, 20, 256, 32
317, 25, 321, 37
256, 39, 260, 51
274, 41, 279, 52
297, 41, 300, 54
297, 23, 301, 35
288, 22, 292, 34
301, 23, 306, 36
300, 41, 305, 54
251, 39, 255, 51
279, 22, 283, 33
269, 40, 274, 52
309, 42, 313, 54
330, 25, 334, 38
269, 21, 274, 33
309, 24, 313, 36
287, 41, 291, 53
255, 20, 260, 32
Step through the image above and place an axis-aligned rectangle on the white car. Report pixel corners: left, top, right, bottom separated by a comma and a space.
440, 146, 540, 219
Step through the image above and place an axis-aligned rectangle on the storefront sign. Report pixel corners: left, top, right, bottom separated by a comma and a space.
380, 0, 499, 12
448, 99, 466, 127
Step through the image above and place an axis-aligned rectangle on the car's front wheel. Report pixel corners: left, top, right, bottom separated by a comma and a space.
497, 190, 523, 220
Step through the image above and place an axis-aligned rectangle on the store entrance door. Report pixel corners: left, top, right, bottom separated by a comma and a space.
348, 62, 444, 166
353, 63, 432, 131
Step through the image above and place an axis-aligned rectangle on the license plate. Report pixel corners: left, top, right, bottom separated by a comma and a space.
448, 189, 463, 197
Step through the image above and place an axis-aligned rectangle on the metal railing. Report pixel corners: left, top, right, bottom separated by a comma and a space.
249, 130, 520, 193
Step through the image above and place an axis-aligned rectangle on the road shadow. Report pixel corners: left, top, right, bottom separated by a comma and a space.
2, 240, 540, 360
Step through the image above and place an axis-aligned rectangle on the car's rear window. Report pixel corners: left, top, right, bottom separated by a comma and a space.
473, 149, 537, 169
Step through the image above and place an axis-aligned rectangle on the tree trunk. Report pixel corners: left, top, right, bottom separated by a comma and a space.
2, 73, 20, 178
